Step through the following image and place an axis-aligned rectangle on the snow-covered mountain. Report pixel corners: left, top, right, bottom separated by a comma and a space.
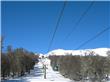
47, 48, 110, 56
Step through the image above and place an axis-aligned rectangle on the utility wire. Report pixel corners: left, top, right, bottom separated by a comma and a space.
75, 27, 110, 50
47, 1, 67, 52
63, 1, 94, 41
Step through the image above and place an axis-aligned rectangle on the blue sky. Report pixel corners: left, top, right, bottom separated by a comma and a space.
2, 1, 110, 54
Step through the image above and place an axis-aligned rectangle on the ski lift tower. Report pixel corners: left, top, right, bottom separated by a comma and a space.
41, 56, 47, 79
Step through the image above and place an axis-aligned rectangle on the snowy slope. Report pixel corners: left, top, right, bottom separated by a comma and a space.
24, 58, 71, 82
2, 58, 110, 82
47, 48, 110, 56
23, 58, 110, 82
2, 58, 71, 82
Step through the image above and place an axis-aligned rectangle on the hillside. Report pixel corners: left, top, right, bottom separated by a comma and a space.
47, 48, 110, 56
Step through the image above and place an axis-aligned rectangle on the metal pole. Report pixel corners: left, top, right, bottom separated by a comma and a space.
44, 64, 46, 79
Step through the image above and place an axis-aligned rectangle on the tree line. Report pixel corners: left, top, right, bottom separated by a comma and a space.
1, 45, 39, 80
49, 51, 110, 82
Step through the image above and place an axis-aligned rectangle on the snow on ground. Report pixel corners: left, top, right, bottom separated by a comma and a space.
47, 48, 110, 56
2, 58, 110, 82
25, 58, 110, 82
24, 58, 71, 82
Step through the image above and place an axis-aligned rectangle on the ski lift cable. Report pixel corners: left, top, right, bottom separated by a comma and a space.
47, 1, 67, 52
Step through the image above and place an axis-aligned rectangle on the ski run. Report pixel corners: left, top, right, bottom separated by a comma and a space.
2, 58, 110, 82
24, 59, 71, 82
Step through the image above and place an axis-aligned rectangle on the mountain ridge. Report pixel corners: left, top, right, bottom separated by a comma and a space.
47, 48, 110, 56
